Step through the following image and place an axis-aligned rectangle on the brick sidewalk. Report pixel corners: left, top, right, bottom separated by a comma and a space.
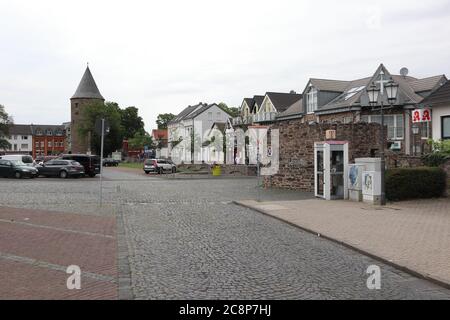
236, 198, 450, 287
0, 206, 117, 299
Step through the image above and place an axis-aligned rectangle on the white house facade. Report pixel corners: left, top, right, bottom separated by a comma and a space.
3, 125, 33, 155
168, 103, 231, 163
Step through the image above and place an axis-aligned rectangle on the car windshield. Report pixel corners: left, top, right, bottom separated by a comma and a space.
22, 156, 33, 164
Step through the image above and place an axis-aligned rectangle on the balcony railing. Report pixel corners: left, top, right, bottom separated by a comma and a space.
253, 112, 277, 123
232, 116, 255, 126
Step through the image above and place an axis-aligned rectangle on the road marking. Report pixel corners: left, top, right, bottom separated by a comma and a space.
0, 251, 116, 283
0, 219, 114, 239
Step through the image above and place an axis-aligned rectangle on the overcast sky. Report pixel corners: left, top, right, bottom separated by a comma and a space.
1, 0, 450, 131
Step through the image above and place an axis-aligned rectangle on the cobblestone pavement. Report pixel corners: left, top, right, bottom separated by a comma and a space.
236, 199, 450, 287
0, 169, 449, 299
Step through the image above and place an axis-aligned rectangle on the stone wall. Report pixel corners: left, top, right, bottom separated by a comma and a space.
264, 120, 383, 191
385, 152, 424, 169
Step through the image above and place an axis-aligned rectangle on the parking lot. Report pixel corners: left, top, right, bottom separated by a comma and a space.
0, 167, 449, 299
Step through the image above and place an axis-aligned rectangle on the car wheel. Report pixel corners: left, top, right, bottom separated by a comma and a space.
145, 171, 150, 175
15, 171, 22, 179
89, 173, 96, 178
59, 171, 68, 179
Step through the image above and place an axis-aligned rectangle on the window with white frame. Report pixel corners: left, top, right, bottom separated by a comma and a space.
442, 116, 450, 139
360, 114, 404, 140
306, 86, 318, 114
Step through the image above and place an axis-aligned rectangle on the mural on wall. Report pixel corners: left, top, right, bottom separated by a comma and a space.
363, 172, 374, 195
348, 165, 363, 190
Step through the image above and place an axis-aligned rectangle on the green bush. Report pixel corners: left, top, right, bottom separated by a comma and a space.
386, 167, 447, 201
422, 139, 450, 167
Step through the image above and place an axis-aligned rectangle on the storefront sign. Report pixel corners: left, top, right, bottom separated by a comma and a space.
412, 108, 431, 123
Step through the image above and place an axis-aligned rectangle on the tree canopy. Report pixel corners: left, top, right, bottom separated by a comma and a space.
120, 106, 145, 139
78, 101, 124, 157
0, 105, 12, 151
156, 113, 176, 129
218, 102, 239, 118
128, 130, 153, 150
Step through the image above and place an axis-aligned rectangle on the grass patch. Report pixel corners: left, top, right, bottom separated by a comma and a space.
118, 162, 143, 169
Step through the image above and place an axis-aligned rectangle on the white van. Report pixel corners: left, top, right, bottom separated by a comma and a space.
0, 154, 35, 166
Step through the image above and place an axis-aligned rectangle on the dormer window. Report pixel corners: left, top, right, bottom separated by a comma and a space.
306, 86, 318, 113
35, 129, 42, 136
46, 129, 53, 136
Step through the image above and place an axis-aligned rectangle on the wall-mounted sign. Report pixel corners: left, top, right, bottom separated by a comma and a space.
412, 108, 431, 123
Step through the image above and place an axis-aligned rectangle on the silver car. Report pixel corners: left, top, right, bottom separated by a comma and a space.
143, 159, 176, 174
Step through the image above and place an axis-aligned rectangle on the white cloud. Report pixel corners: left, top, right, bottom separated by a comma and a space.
1, 0, 449, 131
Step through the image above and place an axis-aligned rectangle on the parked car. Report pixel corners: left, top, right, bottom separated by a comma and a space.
0, 159, 38, 179
60, 154, 100, 177
36, 159, 85, 178
35, 155, 59, 165
103, 158, 119, 167
143, 159, 176, 174
0, 154, 35, 166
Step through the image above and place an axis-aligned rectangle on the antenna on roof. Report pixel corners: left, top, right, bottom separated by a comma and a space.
400, 67, 409, 78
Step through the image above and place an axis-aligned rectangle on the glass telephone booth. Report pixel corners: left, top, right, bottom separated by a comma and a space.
314, 141, 349, 200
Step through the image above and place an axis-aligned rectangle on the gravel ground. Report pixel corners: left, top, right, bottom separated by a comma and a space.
0, 168, 449, 300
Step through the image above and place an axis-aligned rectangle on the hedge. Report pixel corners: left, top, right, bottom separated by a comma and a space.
385, 167, 447, 201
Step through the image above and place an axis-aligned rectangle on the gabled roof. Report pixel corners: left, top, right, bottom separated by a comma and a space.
421, 80, 450, 106
309, 78, 350, 92
170, 102, 229, 124
253, 95, 265, 107
243, 98, 255, 112
313, 64, 446, 114
277, 98, 303, 119
151, 129, 168, 140
30, 124, 65, 136
407, 75, 446, 93
71, 66, 105, 100
8, 124, 32, 135
265, 92, 303, 113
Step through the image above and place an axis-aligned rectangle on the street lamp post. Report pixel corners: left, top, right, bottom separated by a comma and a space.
367, 72, 399, 206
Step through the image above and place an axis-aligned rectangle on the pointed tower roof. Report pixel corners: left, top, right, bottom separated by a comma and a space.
71, 66, 104, 100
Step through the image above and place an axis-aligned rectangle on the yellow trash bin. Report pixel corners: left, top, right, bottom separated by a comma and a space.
212, 165, 222, 176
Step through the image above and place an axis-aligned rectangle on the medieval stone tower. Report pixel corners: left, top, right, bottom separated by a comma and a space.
70, 66, 105, 154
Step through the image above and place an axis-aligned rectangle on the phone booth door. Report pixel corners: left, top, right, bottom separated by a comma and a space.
314, 143, 325, 199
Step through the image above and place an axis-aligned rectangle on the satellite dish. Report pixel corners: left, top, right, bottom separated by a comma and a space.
400, 67, 409, 77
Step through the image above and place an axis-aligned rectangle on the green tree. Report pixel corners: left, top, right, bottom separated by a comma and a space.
128, 130, 153, 150
0, 105, 12, 151
218, 102, 239, 117
78, 101, 124, 157
120, 106, 145, 139
156, 113, 176, 129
